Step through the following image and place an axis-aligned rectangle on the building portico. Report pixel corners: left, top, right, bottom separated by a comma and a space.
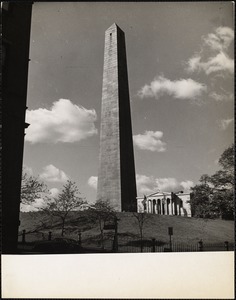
137, 191, 192, 217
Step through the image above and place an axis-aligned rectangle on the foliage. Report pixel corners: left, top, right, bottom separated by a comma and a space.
43, 180, 86, 236
21, 171, 48, 205
191, 144, 234, 219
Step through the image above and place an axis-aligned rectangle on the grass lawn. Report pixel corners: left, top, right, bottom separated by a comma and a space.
19, 211, 234, 246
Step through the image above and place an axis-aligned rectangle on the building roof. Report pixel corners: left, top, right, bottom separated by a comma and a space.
137, 191, 190, 199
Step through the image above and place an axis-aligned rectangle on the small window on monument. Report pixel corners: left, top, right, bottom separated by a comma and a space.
110, 33, 112, 36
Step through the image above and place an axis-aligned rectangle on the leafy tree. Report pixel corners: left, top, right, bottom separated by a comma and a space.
21, 171, 48, 205
219, 144, 234, 171
191, 144, 234, 219
86, 199, 116, 248
43, 180, 86, 236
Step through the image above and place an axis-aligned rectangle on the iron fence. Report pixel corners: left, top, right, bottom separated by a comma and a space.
17, 230, 234, 253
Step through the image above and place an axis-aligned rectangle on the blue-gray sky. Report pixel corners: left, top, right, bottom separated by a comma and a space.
22, 2, 234, 211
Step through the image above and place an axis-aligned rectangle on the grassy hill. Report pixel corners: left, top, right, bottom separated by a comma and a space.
19, 211, 234, 246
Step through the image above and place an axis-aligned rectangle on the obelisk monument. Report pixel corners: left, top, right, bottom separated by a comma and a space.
97, 23, 137, 212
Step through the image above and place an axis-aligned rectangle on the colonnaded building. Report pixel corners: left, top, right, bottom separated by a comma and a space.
137, 191, 192, 217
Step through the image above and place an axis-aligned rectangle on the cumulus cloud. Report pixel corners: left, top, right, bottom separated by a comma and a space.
23, 165, 33, 176
136, 174, 194, 196
204, 27, 234, 52
133, 131, 166, 152
20, 198, 47, 212
186, 26, 234, 75
180, 180, 194, 191
209, 91, 234, 102
138, 76, 206, 100
88, 176, 98, 189
218, 118, 234, 130
25, 99, 97, 144
86, 173, 194, 196
39, 164, 69, 183
187, 52, 234, 75
49, 188, 60, 197
136, 174, 157, 195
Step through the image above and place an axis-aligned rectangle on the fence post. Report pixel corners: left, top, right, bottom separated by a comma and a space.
22, 230, 26, 244
168, 227, 173, 251
78, 231, 82, 246
113, 217, 118, 253
198, 240, 203, 251
48, 231, 52, 241
224, 241, 229, 251
140, 238, 143, 253
152, 238, 156, 252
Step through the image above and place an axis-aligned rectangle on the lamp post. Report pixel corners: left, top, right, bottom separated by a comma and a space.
168, 227, 173, 251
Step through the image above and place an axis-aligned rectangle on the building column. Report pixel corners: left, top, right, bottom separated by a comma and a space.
154, 200, 157, 214
157, 200, 160, 214
179, 202, 181, 216
168, 199, 172, 215
150, 200, 152, 213
165, 200, 168, 215
162, 200, 165, 215
173, 199, 176, 215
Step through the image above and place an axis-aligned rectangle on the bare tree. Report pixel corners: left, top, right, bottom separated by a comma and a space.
132, 212, 150, 252
43, 180, 86, 236
87, 199, 116, 248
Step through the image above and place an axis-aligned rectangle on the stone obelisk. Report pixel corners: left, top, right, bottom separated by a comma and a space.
97, 23, 137, 212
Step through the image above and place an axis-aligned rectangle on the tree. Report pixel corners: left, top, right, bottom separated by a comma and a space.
191, 144, 234, 219
21, 171, 48, 205
218, 144, 234, 171
190, 181, 216, 218
132, 212, 150, 252
43, 180, 86, 236
86, 199, 116, 248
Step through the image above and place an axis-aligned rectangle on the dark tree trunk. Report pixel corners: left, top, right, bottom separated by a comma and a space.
61, 218, 65, 236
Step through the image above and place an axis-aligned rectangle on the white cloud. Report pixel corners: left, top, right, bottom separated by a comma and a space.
49, 188, 60, 197
186, 27, 234, 75
25, 99, 97, 144
209, 92, 234, 102
20, 198, 47, 212
88, 176, 98, 190
138, 76, 206, 100
23, 165, 33, 176
218, 118, 234, 130
133, 131, 166, 152
187, 52, 234, 75
136, 174, 194, 196
136, 174, 157, 195
204, 27, 234, 52
180, 180, 194, 191
39, 164, 69, 183
86, 173, 194, 196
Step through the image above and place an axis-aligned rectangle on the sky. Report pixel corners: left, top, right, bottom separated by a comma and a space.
22, 2, 234, 211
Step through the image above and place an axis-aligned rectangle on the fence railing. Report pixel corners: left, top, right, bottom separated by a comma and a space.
18, 230, 234, 253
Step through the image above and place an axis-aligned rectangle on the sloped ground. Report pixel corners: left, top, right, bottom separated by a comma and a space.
19, 211, 234, 246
